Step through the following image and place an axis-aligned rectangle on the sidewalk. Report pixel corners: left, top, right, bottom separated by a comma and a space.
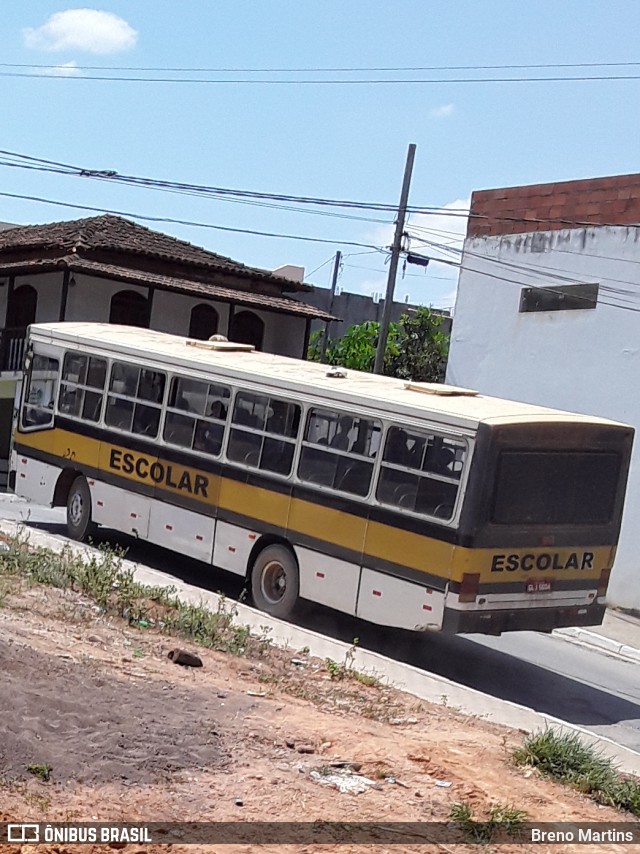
555, 608, 640, 663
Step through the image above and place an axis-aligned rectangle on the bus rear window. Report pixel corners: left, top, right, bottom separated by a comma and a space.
492, 451, 621, 525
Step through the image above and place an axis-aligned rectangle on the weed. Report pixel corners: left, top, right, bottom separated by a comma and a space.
0, 577, 13, 607
132, 646, 145, 659
324, 639, 380, 686
514, 728, 640, 816
449, 800, 527, 843
487, 803, 528, 836
27, 764, 52, 783
325, 657, 344, 680
0, 533, 268, 660
353, 670, 381, 688
514, 729, 615, 791
24, 791, 51, 811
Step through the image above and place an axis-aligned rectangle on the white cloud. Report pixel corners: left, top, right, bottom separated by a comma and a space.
430, 103, 454, 119
24, 9, 137, 54
51, 61, 81, 77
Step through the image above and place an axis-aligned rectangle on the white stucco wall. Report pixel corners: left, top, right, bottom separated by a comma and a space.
257, 310, 307, 357
64, 275, 149, 322
14, 272, 64, 323
447, 225, 640, 609
150, 291, 231, 336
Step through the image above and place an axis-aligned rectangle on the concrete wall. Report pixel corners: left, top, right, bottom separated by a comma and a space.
300, 287, 451, 340
447, 224, 640, 609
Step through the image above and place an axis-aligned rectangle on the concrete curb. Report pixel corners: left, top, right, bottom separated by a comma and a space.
4, 518, 640, 776
554, 626, 640, 665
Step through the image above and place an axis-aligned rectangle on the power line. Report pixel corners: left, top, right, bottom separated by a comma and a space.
5, 71, 640, 84
0, 149, 445, 215
7, 148, 640, 235
415, 237, 640, 312
0, 190, 383, 251
427, 252, 640, 314
344, 262, 456, 281
5, 61, 640, 73
8, 147, 639, 235
416, 235, 640, 292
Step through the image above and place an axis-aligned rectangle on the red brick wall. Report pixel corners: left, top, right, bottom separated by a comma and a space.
468, 174, 640, 238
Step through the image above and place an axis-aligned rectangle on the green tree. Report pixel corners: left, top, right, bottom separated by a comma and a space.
308, 307, 448, 382
387, 307, 449, 383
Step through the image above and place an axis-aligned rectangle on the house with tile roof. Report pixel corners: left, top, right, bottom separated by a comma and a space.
0, 213, 332, 484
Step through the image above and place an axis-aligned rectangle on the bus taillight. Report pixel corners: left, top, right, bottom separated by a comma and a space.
598, 568, 611, 598
459, 572, 480, 603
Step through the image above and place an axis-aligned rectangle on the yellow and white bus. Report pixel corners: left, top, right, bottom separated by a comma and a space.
11, 322, 634, 635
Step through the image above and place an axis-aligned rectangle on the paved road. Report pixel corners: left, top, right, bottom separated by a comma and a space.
5, 495, 640, 752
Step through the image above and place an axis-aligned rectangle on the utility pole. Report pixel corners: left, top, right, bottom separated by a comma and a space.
373, 143, 416, 374
320, 250, 342, 363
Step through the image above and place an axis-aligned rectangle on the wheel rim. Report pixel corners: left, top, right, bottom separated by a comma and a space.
260, 559, 287, 605
69, 490, 84, 527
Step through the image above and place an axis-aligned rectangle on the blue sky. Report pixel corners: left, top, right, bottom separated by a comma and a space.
2, 1, 640, 309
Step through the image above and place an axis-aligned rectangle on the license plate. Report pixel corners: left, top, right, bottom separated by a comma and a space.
527, 579, 552, 593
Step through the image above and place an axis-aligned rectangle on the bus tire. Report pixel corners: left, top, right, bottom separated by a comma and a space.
66, 475, 96, 541
251, 544, 299, 620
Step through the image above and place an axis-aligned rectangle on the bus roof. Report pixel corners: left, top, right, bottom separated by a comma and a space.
29, 322, 626, 432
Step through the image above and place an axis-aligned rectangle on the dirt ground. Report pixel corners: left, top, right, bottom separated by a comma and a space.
0, 581, 636, 854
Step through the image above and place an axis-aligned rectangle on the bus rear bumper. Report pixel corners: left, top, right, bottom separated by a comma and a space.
441, 603, 606, 636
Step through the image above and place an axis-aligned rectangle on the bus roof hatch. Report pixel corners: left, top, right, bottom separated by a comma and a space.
404, 382, 479, 397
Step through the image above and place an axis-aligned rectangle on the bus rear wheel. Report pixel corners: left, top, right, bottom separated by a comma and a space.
66, 475, 96, 542
251, 544, 299, 620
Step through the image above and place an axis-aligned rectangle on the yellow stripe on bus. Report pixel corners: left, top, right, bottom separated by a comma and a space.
15, 427, 611, 585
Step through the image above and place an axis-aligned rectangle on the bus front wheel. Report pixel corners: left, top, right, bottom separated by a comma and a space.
251, 544, 299, 620
66, 475, 96, 542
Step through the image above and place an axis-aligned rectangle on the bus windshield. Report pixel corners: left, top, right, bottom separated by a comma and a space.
491, 450, 621, 526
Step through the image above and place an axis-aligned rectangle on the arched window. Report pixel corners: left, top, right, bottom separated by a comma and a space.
189, 303, 219, 340
109, 290, 150, 328
7, 284, 37, 329
229, 310, 264, 350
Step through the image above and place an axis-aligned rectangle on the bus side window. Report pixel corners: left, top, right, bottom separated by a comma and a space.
377, 427, 467, 521
192, 383, 231, 457
261, 400, 300, 474
106, 361, 165, 438
297, 407, 379, 496
227, 393, 300, 475
58, 353, 107, 423
21, 354, 59, 430
164, 376, 203, 449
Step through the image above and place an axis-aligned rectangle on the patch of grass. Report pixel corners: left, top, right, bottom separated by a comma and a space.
0, 577, 13, 607
325, 657, 344, 680
324, 638, 381, 686
24, 791, 51, 811
449, 800, 527, 843
513, 729, 640, 815
0, 532, 266, 659
352, 670, 381, 687
27, 764, 52, 782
